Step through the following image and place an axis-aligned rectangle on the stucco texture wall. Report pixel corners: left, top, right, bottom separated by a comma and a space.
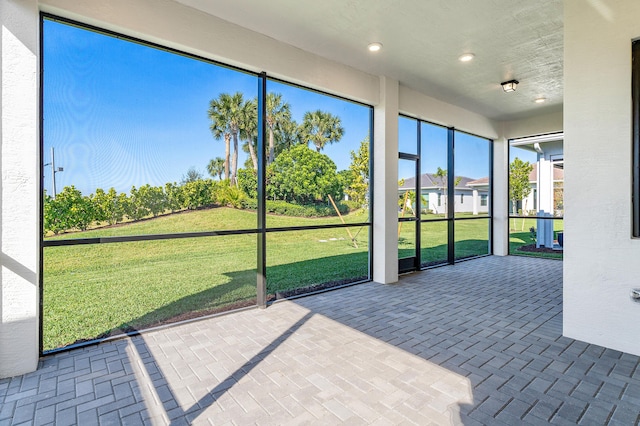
0, 0, 40, 378
564, 0, 640, 356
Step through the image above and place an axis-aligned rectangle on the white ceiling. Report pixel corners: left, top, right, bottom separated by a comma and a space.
175, 0, 563, 121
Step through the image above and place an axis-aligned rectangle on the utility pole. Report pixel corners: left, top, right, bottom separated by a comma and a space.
45, 147, 64, 198
51, 147, 57, 198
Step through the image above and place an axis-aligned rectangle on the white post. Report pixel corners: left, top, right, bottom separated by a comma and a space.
472, 189, 479, 215
492, 137, 509, 256
0, 0, 40, 377
373, 76, 399, 284
429, 191, 438, 214
536, 157, 554, 247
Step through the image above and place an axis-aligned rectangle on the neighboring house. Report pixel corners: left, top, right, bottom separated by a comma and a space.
509, 163, 564, 216
399, 173, 489, 215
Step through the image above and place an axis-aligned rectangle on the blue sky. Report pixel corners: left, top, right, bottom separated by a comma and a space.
398, 117, 491, 182
43, 19, 492, 197
43, 20, 371, 196
509, 145, 538, 165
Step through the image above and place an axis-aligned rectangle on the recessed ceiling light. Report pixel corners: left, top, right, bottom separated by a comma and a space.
368, 42, 383, 52
458, 53, 475, 62
535, 97, 547, 104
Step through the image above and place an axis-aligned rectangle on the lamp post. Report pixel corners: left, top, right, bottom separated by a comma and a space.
44, 147, 64, 198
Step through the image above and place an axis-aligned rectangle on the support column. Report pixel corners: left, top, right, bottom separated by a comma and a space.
492, 137, 509, 256
472, 189, 479, 215
0, 0, 40, 377
537, 156, 554, 248
373, 76, 398, 284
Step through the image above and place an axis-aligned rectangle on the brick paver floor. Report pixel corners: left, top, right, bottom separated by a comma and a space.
1, 256, 639, 425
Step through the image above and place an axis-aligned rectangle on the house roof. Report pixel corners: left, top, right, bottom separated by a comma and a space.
466, 162, 564, 187
529, 162, 564, 182
400, 173, 477, 191
406, 163, 565, 190
467, 177, 489, 186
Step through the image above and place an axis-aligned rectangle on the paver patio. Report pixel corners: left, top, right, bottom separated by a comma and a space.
1, 256, 639, 425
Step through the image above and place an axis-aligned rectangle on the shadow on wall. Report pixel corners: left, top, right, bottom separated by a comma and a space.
0, 251, 38, 378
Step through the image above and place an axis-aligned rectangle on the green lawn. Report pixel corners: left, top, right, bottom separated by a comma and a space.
44, 207, 499, 351
43, 207, 370, 350
399, 217, 491, 266
509, 218, 563, 259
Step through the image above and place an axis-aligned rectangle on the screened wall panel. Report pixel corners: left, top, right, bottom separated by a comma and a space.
42, 16, 373, 353
420, 122, 449, 219
454, 132, 491, 219
398, 116, 492, 269
43, 19, 259, 238
43, 235, 256, 351
266, 227, 369, 297
263, 80, 372, 228
420, 220, 448, 266
454, 218, 490, 260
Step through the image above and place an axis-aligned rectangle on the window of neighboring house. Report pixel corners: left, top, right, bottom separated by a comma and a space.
438, 193, 442, 206
460, 193, 464, 203
533, 189, 537, 210
480, 194, 487, 207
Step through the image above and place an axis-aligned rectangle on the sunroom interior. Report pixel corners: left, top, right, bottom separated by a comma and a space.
2, 0, 640, 378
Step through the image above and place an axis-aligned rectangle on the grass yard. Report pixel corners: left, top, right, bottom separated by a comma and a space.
43, 207, 370, 350
509, 218, 563, 260
399, 218, 491, 266
44, 207, 497, 351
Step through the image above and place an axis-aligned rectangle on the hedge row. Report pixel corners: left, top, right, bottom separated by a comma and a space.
241, 199, 348, 217
44, 179, 350, 236
43, 179, 244, 235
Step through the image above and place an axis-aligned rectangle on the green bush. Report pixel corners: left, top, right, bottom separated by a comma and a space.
137, 184, 167, 217
181, 179, 216, 210
125, 186, 151, 220
267, 145, 344, 204
237, 168, 257, 199
44, 186, 96, 232
242, 199, 347, 217
216, 180, 246, 209
91, 188, 127, 225
342, 199, 363, 211
43, 194, 67, 235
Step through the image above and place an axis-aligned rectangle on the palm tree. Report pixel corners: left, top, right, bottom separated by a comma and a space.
208, 96, 231, 180
208, 92, 246, 184
240, 99, 258, 170
207, 157, 225, 180
300, 110, 344, 152
266, 93, 292, 164
275, 117, 300, 158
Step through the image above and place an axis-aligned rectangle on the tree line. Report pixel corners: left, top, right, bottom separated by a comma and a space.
43, 91, 370, 236
43, 179, 244, 235
207, 92, 345, 185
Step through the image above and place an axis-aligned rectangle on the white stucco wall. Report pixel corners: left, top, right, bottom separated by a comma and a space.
0, 0, 40, 377
564, 0, 640, 356
500, 107, 563, 141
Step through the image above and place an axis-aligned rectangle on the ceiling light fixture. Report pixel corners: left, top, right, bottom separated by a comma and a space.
458, 53, 475, 62
368, 42, 383, 52
535, 97, 546, 104
501, 79, 519, 93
